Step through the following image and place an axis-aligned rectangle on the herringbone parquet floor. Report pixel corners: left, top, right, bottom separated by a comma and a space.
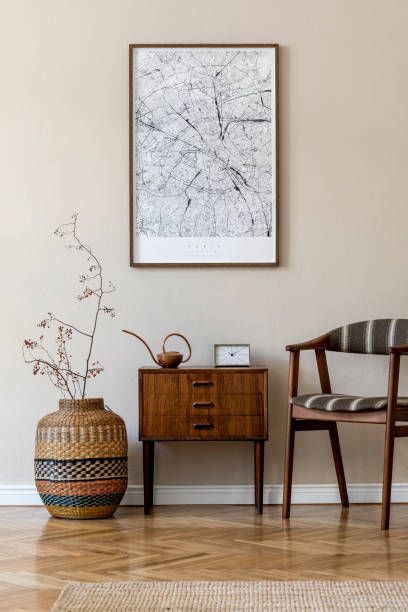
2, 504, 408, 611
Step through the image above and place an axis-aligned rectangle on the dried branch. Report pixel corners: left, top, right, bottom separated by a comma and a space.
22, 214, 116, 398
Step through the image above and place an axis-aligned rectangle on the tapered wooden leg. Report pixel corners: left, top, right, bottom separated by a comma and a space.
282, 418, 295, 518
328, 423, 349, 508
254, 441, 264, 514
381, 424, 395, 530
149, 441, 155, 508
143, 441, 155, 515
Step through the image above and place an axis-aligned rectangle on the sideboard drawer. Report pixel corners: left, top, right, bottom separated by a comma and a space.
142, 373, 182, 396
142, 371, 265, 397
141, 415, 265, 440
182, 372, 265, 395
215, 394, 263, 415
213, 372, 265, 395
143, 393, 263, 417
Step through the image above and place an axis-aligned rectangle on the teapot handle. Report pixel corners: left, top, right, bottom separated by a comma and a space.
162, 333, 192, 363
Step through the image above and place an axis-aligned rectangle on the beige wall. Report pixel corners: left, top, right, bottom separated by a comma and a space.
1, 0, 408, 490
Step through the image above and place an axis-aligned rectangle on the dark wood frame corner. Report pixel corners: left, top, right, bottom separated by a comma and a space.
129, 43, 279, 268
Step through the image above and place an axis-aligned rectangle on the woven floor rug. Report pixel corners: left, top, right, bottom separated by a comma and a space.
52, 580, 408, 611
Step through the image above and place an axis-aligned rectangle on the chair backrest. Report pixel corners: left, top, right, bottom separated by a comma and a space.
327, 319, 408, 355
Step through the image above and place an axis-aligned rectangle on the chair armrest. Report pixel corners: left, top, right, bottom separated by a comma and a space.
389, 344, 408, 354
286, 334, 330, 352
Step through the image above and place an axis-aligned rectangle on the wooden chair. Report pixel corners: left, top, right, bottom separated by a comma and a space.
282, 319, 408, 530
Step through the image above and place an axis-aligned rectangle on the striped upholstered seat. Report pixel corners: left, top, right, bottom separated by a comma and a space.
293, 393, 408, 412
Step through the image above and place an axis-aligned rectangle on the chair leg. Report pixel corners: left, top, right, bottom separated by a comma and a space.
381, 422, 395, 530
282, 417, 295, 518
328, 423, 349, 508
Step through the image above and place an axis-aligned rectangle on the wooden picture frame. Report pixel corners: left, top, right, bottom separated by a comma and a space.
129, 44, 279, 267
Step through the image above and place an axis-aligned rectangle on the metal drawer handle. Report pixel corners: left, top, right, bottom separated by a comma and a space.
193, 422, 214, 430
192, 380, 213, 387
193, 401, 214, 409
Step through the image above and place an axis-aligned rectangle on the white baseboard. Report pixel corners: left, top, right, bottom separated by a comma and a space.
1, 483, 408, 506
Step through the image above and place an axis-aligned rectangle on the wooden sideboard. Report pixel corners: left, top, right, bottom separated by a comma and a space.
138, 367, 268, 514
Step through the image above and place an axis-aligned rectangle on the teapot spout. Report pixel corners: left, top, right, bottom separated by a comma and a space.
122, 330, 161, 365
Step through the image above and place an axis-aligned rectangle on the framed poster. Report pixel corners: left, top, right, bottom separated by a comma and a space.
129, 44, 279, 267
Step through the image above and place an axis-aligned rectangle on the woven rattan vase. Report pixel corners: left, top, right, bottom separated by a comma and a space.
35, 398, 128, 519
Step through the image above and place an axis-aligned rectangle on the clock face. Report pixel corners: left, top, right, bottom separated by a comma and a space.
214, 345, 250, 367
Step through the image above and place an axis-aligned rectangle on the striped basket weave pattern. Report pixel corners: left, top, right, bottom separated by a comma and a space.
35, 398, 128, 519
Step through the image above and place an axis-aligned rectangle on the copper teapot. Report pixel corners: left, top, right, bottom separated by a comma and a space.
122, 330, 192, 368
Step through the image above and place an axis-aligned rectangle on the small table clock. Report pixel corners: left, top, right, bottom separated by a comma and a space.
214, 344, 250, 367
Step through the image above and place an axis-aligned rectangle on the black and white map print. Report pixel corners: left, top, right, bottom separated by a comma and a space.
133, 47, 276, 239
